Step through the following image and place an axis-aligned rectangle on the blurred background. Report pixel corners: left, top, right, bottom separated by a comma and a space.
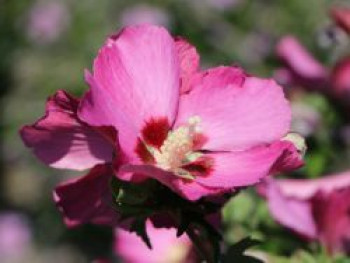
1, 0, 350, 262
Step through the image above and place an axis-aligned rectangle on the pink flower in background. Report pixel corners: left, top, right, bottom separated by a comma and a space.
26, 1, 70, 45
120, 5, 171, 27
312, 187, 350, 255
20, 91, 119, 227
276, 34, 350, 113
331, 7, 350, 34
79, 24, 302, 201
331, 57, 350, 98
260, 172, 350, 254
276, 36, 328, 92
115, 220, 194, 263
0, 213, 31, 261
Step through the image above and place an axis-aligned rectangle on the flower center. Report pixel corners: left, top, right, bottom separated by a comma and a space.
145, 116, 203, 179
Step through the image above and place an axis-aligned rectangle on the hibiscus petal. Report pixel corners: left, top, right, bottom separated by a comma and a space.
312, 187, 350, 254
175, 68, 291, 151
81, 72, 140, 163
331, 7, 350, 34
276, 36, 328, 90
270, 139, 305, 173
195, 141, 301, 188
20, 90, 114, 171
115, 220, 191, 263
53, 165, 118, 227
276, 172, 350, 200
331, 57, 350, 97
79, 25, 180, 161
119, 164, 224, 201
175, 37, 200, 94
265, 179, 318, 239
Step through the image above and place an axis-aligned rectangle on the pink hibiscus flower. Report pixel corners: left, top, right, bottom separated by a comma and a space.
331, 7, 350, 34
260, 172, 350, 254
275, 35, 329, 92
77, 24, 302, 201
115, 220, 195, 263
20, 90, 119, 227
331, 57, 350, 98
0, 213, 31, 261
26, 1, 70, 45
276, 35, 350, 113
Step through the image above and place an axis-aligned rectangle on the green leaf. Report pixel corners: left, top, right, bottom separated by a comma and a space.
222, 237, 263, 263
230, 237, 261, 253
177, 210, 191, 237
111, 177, 154, 205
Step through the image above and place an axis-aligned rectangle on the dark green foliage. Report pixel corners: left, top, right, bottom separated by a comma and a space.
222, 237, 263, 263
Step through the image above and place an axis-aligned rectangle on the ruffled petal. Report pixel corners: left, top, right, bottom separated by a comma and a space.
264, 179, 318, 239
79, 25, 180, 161
195, 140, 301, 189
81, 72, 140, 163
53, 165, 118, 227
119, 164, 224, 201
331, 57, 350, 98
175, 67, 291, 151
270, 138, 305, 174
276, 172, 350, 200
312, 187, 350, 254
20, 90, 114, 171
261, 173, 350, 249
276, 36, 328, 90
175, 37, 200, 94
331, 7, 350, 34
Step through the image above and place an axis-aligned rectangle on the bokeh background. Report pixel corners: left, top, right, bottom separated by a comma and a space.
1, 0, 350, 262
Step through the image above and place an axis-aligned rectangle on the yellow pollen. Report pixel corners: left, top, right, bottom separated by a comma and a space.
150, 116, 202, 179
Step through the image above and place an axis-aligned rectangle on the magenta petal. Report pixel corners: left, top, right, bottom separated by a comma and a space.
331, 7, 350, 34
331, 57, 350, 98
312, 187, 350, 254
80, 71, 140, 163
175, 37, 200, 94
176, 68, 290, 151
172, 178, 226, 201
119, 164, 224, 201
261, 172, 350, 250
276, 36, 328, 90
265, 179, 318, 239
20, 90, 114, 170
79, 25, 180, 161
115, 220, 191, 263
183, 66, 246, 92
270, 140, 304, 173
196, 141, 300, 189
276, 171, 350, 200
53, 165, 118, 227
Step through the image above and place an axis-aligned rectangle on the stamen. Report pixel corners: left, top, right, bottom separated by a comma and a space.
282, 132, 307, 156
154, 125, 195, 171
137, 116, 207, 180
